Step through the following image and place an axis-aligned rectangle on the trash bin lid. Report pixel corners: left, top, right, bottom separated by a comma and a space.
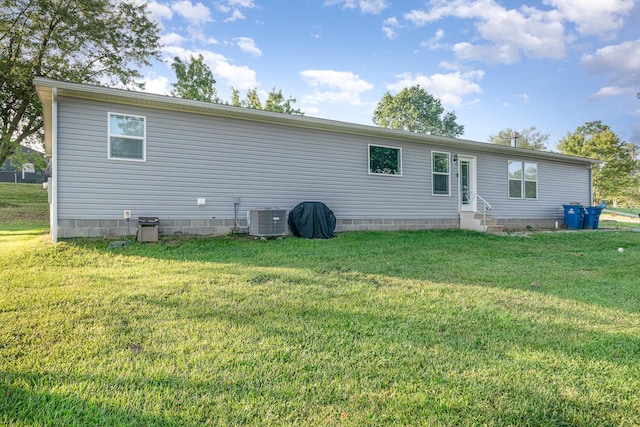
138, 216, 159, 225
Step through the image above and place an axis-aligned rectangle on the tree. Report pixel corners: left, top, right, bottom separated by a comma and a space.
244, 88, 263, 110
372, 85, 464, 138
232, 87, 304, 115
7, 146, 47, 174
264, 89, 303, 115
170, 55, 218, 103
488, 126, 549, 150
230, 88, 242, 107
0, 0, 161, 166
557, 121, 639, 207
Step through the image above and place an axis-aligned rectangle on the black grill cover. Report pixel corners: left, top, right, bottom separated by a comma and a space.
288, 202, 336, 239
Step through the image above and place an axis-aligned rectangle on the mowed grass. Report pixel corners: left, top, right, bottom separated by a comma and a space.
1, 183, 640, 426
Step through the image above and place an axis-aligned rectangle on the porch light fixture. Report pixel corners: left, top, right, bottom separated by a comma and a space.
453, 154, 458, 163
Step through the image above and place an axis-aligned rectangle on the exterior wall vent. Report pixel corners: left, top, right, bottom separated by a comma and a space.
248, 209, 288, 237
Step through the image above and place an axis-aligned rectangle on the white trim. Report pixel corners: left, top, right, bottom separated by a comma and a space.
507, 160, 538, 200
51, 87, 58, 243
368, 143, 403, 177
107, 112, 147, 162
458, 155, 477, 212
431, 150, 451, 196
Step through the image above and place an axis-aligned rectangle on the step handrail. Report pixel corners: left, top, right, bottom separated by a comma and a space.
468, 192, 492, 226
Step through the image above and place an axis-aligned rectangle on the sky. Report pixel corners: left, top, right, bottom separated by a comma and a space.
136, 0, 640, 150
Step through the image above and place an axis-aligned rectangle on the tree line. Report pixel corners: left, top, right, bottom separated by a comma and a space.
1, 0, 638, 207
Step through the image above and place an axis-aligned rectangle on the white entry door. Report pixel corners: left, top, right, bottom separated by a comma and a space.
459, 156, 477, 212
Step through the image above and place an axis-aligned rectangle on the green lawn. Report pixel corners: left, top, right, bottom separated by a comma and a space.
1, 183, 640, 425
604, 207, 640, 216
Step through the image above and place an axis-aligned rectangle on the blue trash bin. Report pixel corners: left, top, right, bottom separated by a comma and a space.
563, 204, 584, 229
583, 206, 604, 229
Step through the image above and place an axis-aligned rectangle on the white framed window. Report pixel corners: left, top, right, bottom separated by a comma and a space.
508, 160, 537, 199
108, 113, 146, 161
432, 151, 450, 195
369, 144, 402, 176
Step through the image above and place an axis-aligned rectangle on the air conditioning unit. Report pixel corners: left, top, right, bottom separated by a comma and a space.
248, 209, 288, 237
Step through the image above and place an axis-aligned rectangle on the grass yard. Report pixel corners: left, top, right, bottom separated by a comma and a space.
1, 183, 640, 426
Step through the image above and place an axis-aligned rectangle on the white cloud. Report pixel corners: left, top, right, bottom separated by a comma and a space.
360, 0, 389, 14
228, 0, 257, 7
301, 70, 373, 93
225, 9, 245, 22
164, 46, 258, 90
404, 0, 566, 63
382, 17, 401, 39
386, 70, 484, 108
234, 37, 262, 56
324, 0, 389, 14
171, 0, 212, 40
419, 28, 445, 50
453, 42, 522, 64
588, 86, 631, 102
171, 0, 212, 27
545, 0, 634, 38
582, 39, 640, 81
215, 0, 257, 22
160, 32, 186, 46
141, 75, 171, 95
300, 69, 373, 106
145, 1, 174, 22
582, 39, 640, 101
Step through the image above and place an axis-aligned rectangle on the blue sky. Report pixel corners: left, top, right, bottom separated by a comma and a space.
137, 0, 640, 150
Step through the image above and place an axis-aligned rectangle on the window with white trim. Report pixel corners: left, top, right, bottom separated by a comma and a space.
508, 160, 537, 199
108, 113, 146, 161
432, 151, 450, 195
369, 144, 401, 175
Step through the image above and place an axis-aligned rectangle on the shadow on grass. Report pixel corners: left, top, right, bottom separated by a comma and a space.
5, 230, 640, 425
0, 370, 186, 426
0, 229, 49, 237
70, 229, 640, 313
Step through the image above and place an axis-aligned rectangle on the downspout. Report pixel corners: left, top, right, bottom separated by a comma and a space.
589, 164, 596, 205
51, 87, 58, 243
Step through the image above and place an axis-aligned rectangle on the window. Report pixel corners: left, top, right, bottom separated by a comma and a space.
108, 113, 146, 161
369, 144, 401, 175
432, 151, 450, 195
508, 160, 537, 199
508, 161, 523, 198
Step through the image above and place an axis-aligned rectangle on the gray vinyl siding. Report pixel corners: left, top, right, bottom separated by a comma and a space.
56, 97, 459, 221
55, 95, 592, 228
472, 152, 591, 220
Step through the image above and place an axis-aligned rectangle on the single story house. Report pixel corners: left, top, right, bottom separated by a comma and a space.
35, 77, 597, 242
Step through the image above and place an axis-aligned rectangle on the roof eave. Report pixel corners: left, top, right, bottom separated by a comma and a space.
33, 77, 599, 165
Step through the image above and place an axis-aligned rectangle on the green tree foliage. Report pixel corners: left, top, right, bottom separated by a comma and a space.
558, 121, 640, 207
244, 88, 263, 110
264, 89, 303, 115
230, 88, 242, 107
170, 55, 218, 102
372, 85, 464, 138
7, 146, 47, 173
231, 87, 304, 115
0, 0, 161, 166
488, 126, 549, 150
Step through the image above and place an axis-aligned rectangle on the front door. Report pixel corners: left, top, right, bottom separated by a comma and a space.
459, 156, 477, 212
